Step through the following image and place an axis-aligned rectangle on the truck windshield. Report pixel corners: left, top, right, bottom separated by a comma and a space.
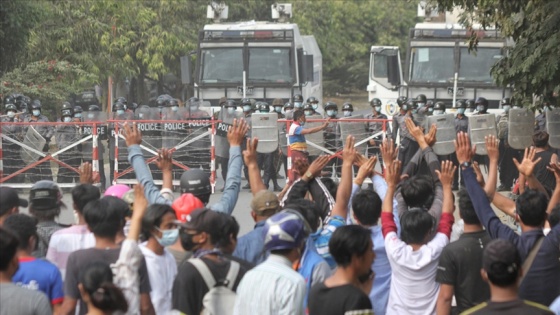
410, 47, 454, 83
248, 48, 293, 82
200, 48, 244, 83
459, 47, 502, 82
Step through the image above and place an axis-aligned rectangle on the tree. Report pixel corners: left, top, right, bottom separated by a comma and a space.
434, 0, 560, 106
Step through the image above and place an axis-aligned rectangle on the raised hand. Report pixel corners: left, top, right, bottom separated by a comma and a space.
342, 135, 357, 164
436, 160, 457, 188
133, 184, 148, 218
472, 161, 486, 186
242, 138, 259, 167
513, 146, 542, 177
306, 155, 330, 178
227, 118, 249, 147
454, 132, 475, 164
385, 160, 402, 188
123, 122, 142, 147
380, 138, 398, 168
424, 124, 437, 147
356, 156, 377, 184
405, 117, 425, 144
485, 135, 499, 163
547, 161, 560, 183
79, 162, 99, 184
156, 148, 173, 171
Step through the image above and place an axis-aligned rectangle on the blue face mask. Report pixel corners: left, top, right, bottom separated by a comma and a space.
243, 105, 252, 112
428, 107, 434, 113
74, 113, 82, 118
294, 102, 303, 108
227, 107, 236, 115
326, 110, 336, 117
374, 106, 381, 112
304, 110, 313, 116
343, 111, 352, 117
274, 106, 282, 113
116, 110, 125, 115
63, 116, 72, 122
476, 105, 485, 112
171, 106, 179, 112
502, 105, 511, 113
312, 103, 319, 110
155, 228, 179, 247
32, 110, 41, 116
457, 108, 466, 115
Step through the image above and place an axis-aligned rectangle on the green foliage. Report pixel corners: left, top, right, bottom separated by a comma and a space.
433, 0, 560, 107
0, 60, 97, 115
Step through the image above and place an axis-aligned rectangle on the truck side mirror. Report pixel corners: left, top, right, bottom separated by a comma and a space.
180, 55, 192, 84
303, 55, 314, 82
387, 54, 400, 87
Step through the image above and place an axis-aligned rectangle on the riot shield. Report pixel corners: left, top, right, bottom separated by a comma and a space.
214, 110, 236, 158
21, 126, 46, 164
340, 114, 367, 154
413, 112, 428, 130
305, 121, 325, 156
162, 107, 188, 150
135, 108, 162, 152
547, 108, 560, 149
108, 119, 129, 161
428, 114, 456, 155
252, 113, 279, 153
82, 111, 108, 162
185, 109, 212, 171
279, 120, 289, 156
468, 114, 497, 155
508, 108, 535, 150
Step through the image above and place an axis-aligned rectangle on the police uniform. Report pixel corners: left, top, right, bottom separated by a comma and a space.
365, 111, 391, 165
392, 112, 419, 167
1, 115, 24, 183
496, 112, 519, 190
55, 119, 81, 184
23, 114, 54, 182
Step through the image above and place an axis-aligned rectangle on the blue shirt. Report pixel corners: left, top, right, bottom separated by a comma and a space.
233, 221, 267, 265
288, 123, 307, 151
314, 215, 345, 269
12, 257, 64, 305
128, 144, 242, 215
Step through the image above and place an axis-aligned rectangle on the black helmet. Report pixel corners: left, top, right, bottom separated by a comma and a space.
30, 180, 61, 210
88, 104, 101, 112
114, 97, 127, 106
415, 94, 427, 106
426, 100, 434, 108
306, 96, 318, 104
61, 102, 73, 111
466, 99, 476, 109
74, 105, 83, 114
324, 101, 337, 110
501, 98, 511, 106
475, 97, 488, 107
342, 102, 353, 112
455, 100, 466, 109
225, 99, 237, 108
113, 102, 125, 112
5, 103, 17, 112
257, 101, 270, 113
179, 169, 211, 195
433, 101, 445, 111
396, 96, 408, 106
303, 103, 314, 111
31, 99, 42, 109
156, 94, 172, 108
272, 98, 284, 107
370, 98, 382, 107
19, 101, 29, 113
167, 99, 179, 107
61, 102, 74, 117
293, 94, 304, 103
406, 99, 416, 109
284, 102, 293, 110
241, 98, 252, 106
4, 95, 15, 106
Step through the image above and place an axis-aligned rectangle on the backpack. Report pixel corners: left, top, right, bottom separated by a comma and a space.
189, 258, 240, 315
497, 114, 509, 140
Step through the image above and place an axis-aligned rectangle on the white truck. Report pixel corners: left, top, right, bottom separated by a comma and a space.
367, 5, 512, 116
182, 3, 322, 108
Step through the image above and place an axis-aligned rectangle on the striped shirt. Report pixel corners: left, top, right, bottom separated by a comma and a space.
289, 122, 307, 151
233, 254, 306, 315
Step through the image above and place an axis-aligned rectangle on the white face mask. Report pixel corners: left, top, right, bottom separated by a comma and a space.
457, 108, 466, 115
243, 105, 252, 112
7, 111, 15, 118
116, 110, 125, 115
294, 102, 303, 108
433, 110, 444, 116
74, 113, 82, 118
32, 110, 41, 116
374, 106, 381, 112
326, 110, 336, 117
284, 108, 293, 114
343, 111, 352, 117
87, 113, 95, 119
63, 116, 72, 122
171, 106, 179, 112
227, 107, 236, 115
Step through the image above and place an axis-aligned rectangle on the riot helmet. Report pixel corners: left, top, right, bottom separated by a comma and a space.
284, 102, 294, 111
61, 102, 74, 122
324, 101, 338, 118
241, 98, 252, 113
342, 102, 353, 117
307, 96, 319, 110
303, 103, 314, 117
466, 99, 476, 113
293, 94, 304, 108
179, 169, 211, 203
257, 101, 270, 113
61, 102, 73, 112
225, 99, 237, 115
501, 98, 511, 113
433, 102, 446, 115
370, 98, 382, 113
74, 105, 83, 118
425, 100, 434, 114
4, 95, 15, 106
272, 98, 284, 113
187, 97, 200, 111
19, 102, 29, 114
396, 96, 408, 107
402, 99, 415, 112
5, 104, 17, 119
167, 99, 179, 112
475, 97, 488, 113
415, 94, 427, 108
31, 100, 42, 117
88, 105, 101, 112
113, 102, 126, 116
455, 100, 467, 115
114, 97, 127, 110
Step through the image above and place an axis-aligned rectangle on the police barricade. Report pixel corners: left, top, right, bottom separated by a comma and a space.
0, 120, 102, 188
83, 112, 108, 188
339, 114, 367, 155
108, 113, 132, 183
136, 108, 163, 182
547, 109, 560, 149
304, 121, 326, 157
428, 114, 456, 155
468, 114, 497, 155
252, 113, 279, 153
508, 108, 535, 150
279, 120, 288, 156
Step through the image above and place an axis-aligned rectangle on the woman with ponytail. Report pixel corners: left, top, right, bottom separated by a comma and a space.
78, 261, 128, 315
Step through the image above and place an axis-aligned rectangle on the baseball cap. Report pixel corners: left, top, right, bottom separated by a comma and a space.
250, 190, 279, 216
29, 180, 61, 210
175, 208, 220, 233
0, 187, 28, 213
483, 239, 521, 279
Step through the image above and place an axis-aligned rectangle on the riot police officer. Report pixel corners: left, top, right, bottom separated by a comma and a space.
23, 99, 54, 181
56, 103, 81, 184
185, 97, 211, 177
256, 102, 283, 191
433, 101, 446, 115
82, 104, 107, 189
292, 94, 304, 110
1, 102, 24, 183
73, 105, 83, 122
241, 98, 253, 189
415, 94, 428, 114
303, 103, 315, 117
392, 98, 419, 167
466, 99, 476, 113
323, 102, 341, 177
284, 101, 294, 118
215, 99, 239, 188
535, 101, 555, 132
341, 102, 353, 117
425, 100, 435, 116
365, 98, 391, 164
475, 97, 489, 114
496, 98, 519, 191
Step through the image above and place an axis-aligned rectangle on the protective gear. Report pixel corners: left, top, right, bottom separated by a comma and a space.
172, 193, 205, 221
156, 94, 172, 109
455, 100, 466, 109
180, 169, 211, 196
433, 101, 445, 112
284, 102, 293, 110
307, 96, 319, 110
113, 102, 125, 112
30, 180, 62, 210
272, 98, 284, 107
502, 105, 511, 113
171, 106, 179, 112
63, 116, 73, 123
342, 102, 353, 112
5, 104, 17, 113
243, 105, 252, 112
342, 111, 352, 117
293, 94, 303, 108
402, 99, 415, 112
501, 98, 511, 107
273, 106, 282, 113
88, 105, 101, 112
326, 110, 337, 117
115, 97, 127, 106
303, 103, 314, 116
457, 108, 466, 115
7, 111, 16, 118
116, 110, 125, 115
466, 99, 476, 113
374, 106, 382, 112
396, 96, 408, 107
187, 97, 200, 111
227, 107, 236, 115
224, 99, 237, 108
241, 98, 252, 106
31, 99, 42, 109
104, 184, 131, 199
32, 110, 41, 117
263, 210, 310, 252
61, 102, 73, 112
370, 98, 382, 108
475, 97, 488, 113
415, 94, 427, 108
180, 232, 199, 251
155, 228, 179, 247
168, 99, 179, 112
61, 109, 73, 117
74, 106, 83, 118
324, 101, 337, 110
257, 102, 270, 113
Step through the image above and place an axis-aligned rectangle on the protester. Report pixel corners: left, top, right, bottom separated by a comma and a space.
0, 227, 52, 315
78, 262, 128, 315
233, 210, 308, 315
216, 212, 255, 270
308, 225, 375, 315
0, 186, 28, 226
461, 239, 553, 314
4, 214, 64, 312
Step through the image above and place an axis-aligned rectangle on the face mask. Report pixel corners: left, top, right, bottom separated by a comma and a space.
116, 110, 125, 115
171, 106, 179, 112
63, 116, 72, 122
32, 110, 41, 116
428, 107, 434, 113
21, 107, 28, 114
190, 106, 198, 112
284, 108, 293, 114
304, 110, 313, 117
502, 105, 511, 113
138, 113, 144, 119
243, 105, 252, 112
7, 111, 15, 118
227, 107, 236, 115
343, 111, 352, 117
294, 102, 303, 108
374, 106, 381, 112
433, 110, 444, 116
326, 110, 336, 117
476, 105, 485, 112
180, 232, 199, 251
299, 120, 306, 126
513, 106, 521, 110
155, 228, 179, 247
312, 103, 319, 110
417, 103, 425, 108
457, 108, 466, 115
87, 113, 95, 119
74, 113, 82, 118
274, 106, 282, 113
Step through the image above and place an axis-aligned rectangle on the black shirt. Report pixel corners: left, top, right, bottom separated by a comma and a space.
437, 230, 492, 313
308, 283, 373, 315
534, 150, 556, 193
460, 299, 553, 315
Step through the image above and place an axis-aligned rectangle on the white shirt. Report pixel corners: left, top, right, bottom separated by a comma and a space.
113, 239, 143, 315
384, 231, 449, 315
139, 244, 177, 314
233, 254, 306, 315
46, 224, 95, 280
